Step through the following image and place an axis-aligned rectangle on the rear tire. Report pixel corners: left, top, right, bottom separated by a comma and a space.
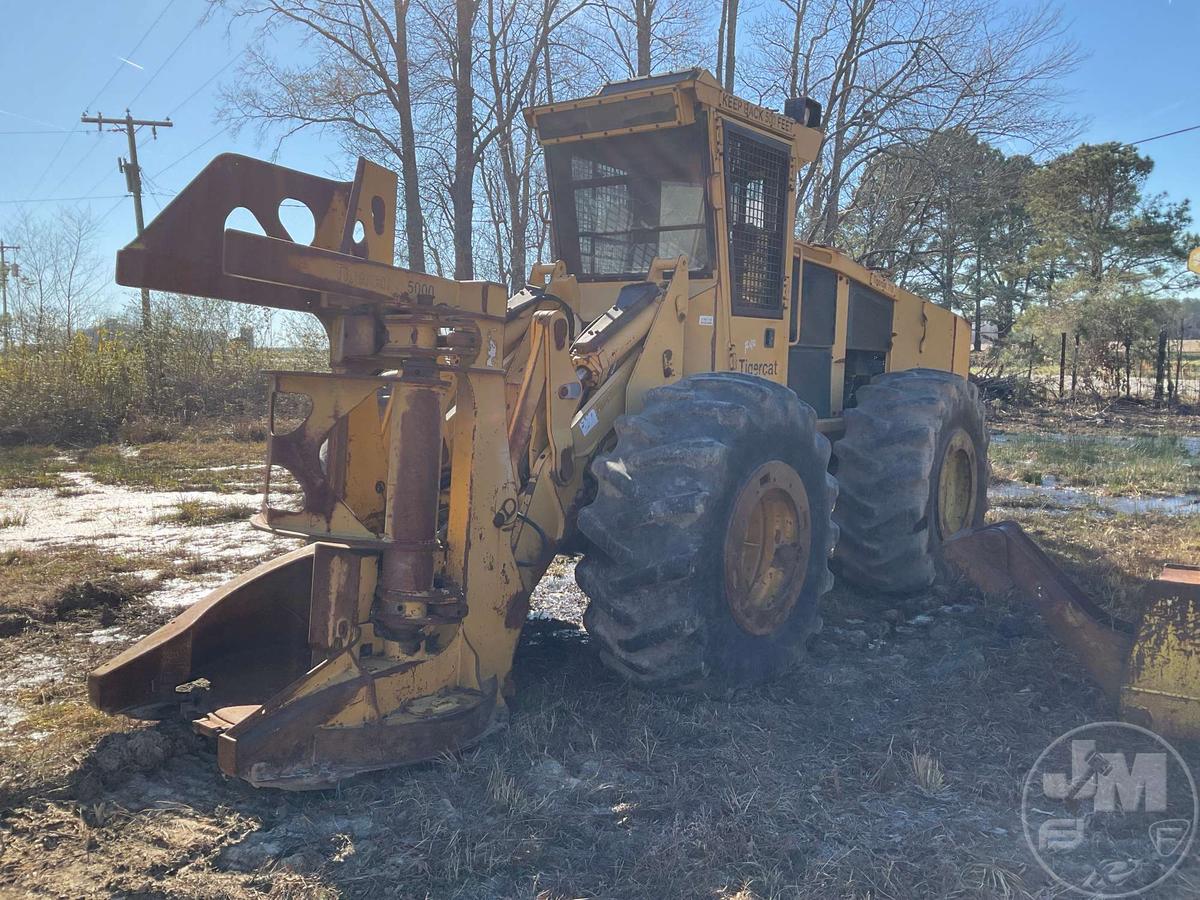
833, 368, 988, 594
576, 373, 838, 688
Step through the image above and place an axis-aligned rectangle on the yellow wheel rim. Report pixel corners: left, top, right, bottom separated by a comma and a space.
723, 460, 811, 637
937, 428, 978, 538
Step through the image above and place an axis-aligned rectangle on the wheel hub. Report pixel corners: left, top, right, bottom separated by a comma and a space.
723, 460, 811, 637
937, 428, 978, 538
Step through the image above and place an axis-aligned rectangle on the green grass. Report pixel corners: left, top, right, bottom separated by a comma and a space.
76, 439, 264, 493
0, 446, 70, 490
156, 499, 256, 526
989, 432, 1198, 496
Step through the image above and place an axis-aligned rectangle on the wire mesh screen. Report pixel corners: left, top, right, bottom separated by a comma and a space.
550, 125, 713, 277
724, 128, 790, 315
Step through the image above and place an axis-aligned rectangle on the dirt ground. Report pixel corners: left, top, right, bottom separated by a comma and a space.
0, 407, 1198, 899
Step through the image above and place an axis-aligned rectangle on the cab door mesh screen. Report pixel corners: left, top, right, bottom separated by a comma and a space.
724, 126, 790, 317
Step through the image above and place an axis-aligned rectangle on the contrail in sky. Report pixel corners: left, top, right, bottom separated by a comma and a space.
116, 57, 144, 70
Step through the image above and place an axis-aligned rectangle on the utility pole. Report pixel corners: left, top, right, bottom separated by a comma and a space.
0, 241, 19, 355
81, 110, 172, 335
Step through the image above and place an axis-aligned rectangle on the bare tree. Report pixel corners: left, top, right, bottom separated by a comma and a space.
746, 0, 1081, 244
221, 0, 580, 282
415, 0, 582, 279
587, 0, 713, 79
723, 0, 738, 91
8, 208, 106, 345
218, 0, 432, 271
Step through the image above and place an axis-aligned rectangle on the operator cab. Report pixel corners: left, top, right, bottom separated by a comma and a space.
545, 122, 713, 280
525, 69, 968, 424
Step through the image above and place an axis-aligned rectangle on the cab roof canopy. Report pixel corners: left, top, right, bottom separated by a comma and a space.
525, 67, 820, 160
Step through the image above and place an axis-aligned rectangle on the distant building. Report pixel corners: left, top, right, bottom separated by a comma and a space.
973, 322, 999, 348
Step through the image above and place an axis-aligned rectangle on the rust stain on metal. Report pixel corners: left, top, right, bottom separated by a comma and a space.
505, 591, 531, 630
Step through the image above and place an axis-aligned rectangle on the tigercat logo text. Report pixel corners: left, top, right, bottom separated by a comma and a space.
735, 359, 778, 377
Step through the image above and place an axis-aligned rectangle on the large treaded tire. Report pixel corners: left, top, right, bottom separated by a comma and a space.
575, 373, 838, 688
833, 368, 988, 594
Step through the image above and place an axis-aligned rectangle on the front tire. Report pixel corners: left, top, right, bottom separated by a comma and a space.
575, 373, 838, 689
833, 369, 988, 594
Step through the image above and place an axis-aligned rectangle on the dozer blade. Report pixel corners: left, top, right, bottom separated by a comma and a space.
945, 523, 1200, 742
942, 521, 1133, 700
1122, 565, 1200, 741
89, 544, 316, 715
89, 543, 502, 790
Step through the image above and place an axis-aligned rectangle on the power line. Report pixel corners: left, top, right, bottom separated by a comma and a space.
128, 14, 205, 107
95, 194, 129, 226
26, 0, 177, 200
44, 19, 220, 204
0, 194, 128, 205
51, 11, 200, 196
167, 57, 237, 117
0, 129, 77, 136
152, 124, 230, 179
1130, 123, 1200, 146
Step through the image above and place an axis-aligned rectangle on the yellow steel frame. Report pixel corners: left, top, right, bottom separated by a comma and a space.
92, 68, 972, 789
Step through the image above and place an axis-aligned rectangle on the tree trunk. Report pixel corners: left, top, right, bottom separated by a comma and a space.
541, 37, 554, 103
1124, 340, 1132, 398
394, 0, 426, 272
973, 247, 981, 350
723, 0, 738, 91
716, 0, 726, 84
452, 0, 478, 280
635, 0, 652, 76
787, 0, 805, 96
1154, 328, 1167, 406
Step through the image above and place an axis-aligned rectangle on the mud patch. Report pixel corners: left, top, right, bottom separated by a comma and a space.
54, 577, 151, 618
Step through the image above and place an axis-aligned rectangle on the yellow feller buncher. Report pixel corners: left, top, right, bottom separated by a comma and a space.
86, 69, 1194, 789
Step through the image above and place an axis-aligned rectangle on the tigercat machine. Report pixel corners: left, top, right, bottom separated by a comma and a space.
89, 69, 987, 788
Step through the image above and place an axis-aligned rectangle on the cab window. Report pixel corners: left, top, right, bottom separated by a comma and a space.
545, 123, 713, 280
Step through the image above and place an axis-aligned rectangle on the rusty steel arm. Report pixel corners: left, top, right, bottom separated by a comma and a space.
942, 521, 1134, 700
116, 154, 397, 312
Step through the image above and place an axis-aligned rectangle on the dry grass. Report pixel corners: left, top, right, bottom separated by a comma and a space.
908, 748, 948, 796
155, 499, 257, 526
0, 510, 28, 528
2, 405, 1200, 896
989, 397, 1200, 439
0, 545, 167, 621
76, 439, 264, 493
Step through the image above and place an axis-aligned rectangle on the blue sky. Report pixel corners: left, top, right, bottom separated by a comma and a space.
0, 0, 1196, 311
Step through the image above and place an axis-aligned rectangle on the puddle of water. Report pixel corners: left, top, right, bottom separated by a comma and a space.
989, 480, 1200, 516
